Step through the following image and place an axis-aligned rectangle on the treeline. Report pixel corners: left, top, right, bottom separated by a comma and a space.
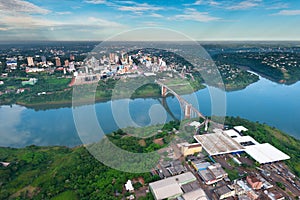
0, 145, 157, 200
0, 120, 180, 199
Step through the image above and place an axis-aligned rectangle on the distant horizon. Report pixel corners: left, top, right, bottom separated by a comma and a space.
0, 39, 300, 43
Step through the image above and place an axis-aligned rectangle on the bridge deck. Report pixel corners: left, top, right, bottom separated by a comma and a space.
155, 80, 205, 119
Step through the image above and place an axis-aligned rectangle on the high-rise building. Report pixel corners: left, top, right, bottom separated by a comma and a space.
70, 54, 75, 60
27, 57, 34, 66
69, 62, 75, 71
41, 56, 47, 63
64, 59, 69, 67
109, 53, 115, 63
55, 57, 61, 67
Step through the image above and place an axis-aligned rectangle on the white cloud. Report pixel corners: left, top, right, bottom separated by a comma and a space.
84, 0, 117, 7
56, 11, 72, 15
0, 14, 62, 28
84, 0, 107, 4
193, 0, 204, 5
0, 13, 125, 33
186, 0, 220, 6
0, 105, 29, 147
87, 17, 125, 27
143, 21, 161, 26
266, 3, 289, 10
0, 0, 50, 14
171, 8, 220, 22
117, 3, 162, 12
150, 13, 163, 18
85, 0, 164, 15
274, 10, 300, 16
227, 0, 261, 10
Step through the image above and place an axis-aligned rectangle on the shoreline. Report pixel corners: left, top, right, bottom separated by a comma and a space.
0, 80, 260, 110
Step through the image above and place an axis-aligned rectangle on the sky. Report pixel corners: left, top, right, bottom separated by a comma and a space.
0, 0, 300, 41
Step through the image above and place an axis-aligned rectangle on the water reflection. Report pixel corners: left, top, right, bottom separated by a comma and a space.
0, 76, 300, 147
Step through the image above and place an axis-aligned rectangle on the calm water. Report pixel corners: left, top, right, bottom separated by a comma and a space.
1, 76, 300, 147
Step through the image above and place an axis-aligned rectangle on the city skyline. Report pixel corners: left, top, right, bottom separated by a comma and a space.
0, 0, 300, 41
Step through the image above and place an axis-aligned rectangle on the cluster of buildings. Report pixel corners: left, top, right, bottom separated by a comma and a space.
149, 172, 208, 200
142, 124, 296, 200
72, 51, 173, 85
194, 126, 290, 164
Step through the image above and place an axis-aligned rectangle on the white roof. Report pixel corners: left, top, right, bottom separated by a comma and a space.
0, 162, 10, 167
234, 126, 248, 133
151, 182, 182, 200
223, 129, 241, 138
149, 172, 196, 200
182, 188, 208, 200
244, 143, 290, 164
194, 133, 244, 155
190, 121, 201, 127
233, 136, 259, 145
144, 72, 156, 76
125, 180, 134, 191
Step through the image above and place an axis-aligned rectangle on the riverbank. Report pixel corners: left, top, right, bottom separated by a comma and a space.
2, 77, 206, 109
0, 117, 299, 199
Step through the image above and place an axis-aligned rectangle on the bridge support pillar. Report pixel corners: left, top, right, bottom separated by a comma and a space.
161, 86, 167, 97
184, 104, 191, 119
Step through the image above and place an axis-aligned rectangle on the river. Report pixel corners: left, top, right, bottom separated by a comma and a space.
1, 76, 300, 147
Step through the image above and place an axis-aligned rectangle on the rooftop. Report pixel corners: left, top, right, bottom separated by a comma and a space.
182, 188, 208, 200
198, 170, 215, 182
244, 143, 290, 164
234, 126, 248, 133
233, 135, 259, 146
215, 185, 233, 196
208, 164, 227, 179
194, 133, 244, 155
224, 129, 241, 138
149, 172, 196, 200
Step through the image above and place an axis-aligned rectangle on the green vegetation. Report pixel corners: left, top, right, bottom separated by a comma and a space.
276, 182, 286, 190
51, 191, 79, 200
213, 52, 300, 84
225, 116, 300, 177
0, 75, 72, 106
0, 72, 205, 108
0, 120, 180, 199
1, 116, 299, 199
224, 168, 240, 180
216, 63, 259, 91
0, 144, 158, 200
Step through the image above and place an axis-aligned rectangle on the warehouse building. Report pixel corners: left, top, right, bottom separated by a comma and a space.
194, 126, 290, 164
149, 172, 197, 200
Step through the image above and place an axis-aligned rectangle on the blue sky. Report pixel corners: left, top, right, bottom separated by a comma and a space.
0, 0, 299, 41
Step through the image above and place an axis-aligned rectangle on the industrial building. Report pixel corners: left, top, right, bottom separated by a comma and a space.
179, 142, 202, 157
149, 172, 209, 200
194, 133, 245, 155
194, 126, 290, 164
244, 143, 290, 164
